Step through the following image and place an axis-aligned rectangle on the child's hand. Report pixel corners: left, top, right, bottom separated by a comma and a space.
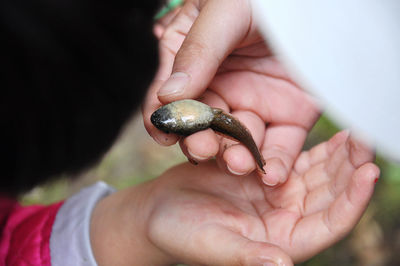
90, 131, 378, 265
142, 0, 320, 187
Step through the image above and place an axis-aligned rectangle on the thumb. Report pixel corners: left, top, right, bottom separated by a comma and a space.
157, 0, 254, 102
182, 225, 293, 266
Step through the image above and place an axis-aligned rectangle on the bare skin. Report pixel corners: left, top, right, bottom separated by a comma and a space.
151, 99, 266, 173
90, 131, 379, 265
142, 0, 320, 186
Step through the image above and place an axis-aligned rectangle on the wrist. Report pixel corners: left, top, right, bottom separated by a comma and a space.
90, 181, 174, 265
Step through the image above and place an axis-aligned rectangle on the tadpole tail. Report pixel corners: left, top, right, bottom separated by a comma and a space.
210, 109, 266, 174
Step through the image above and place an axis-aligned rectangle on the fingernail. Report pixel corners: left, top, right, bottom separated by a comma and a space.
263, 262, 277, 266
262, 176, 278, 186
249, 258, 277, 266
157, 72, 190, 96
227, 164, 247, 176
152, 133, 165, 145
188, 148, 209, 161
374, 177, 379, 184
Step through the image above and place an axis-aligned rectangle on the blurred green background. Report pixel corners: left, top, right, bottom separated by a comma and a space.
20, 112, 400, 266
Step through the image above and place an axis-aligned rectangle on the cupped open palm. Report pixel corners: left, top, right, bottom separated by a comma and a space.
147, 131, 378, 264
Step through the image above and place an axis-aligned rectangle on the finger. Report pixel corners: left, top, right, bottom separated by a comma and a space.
295, 130, 350, 176
142, 1, 203, 145
154, 5, 182, 32
303, 133, 375, 215
299, 131, 350, 190
219, 54, 288, 78
261, 124, 308, 186
180, 129, 219, 163
302, 160, 353, 217
182, 225, 293, 266
211, 71, 320, 128
179, 91, 229, 162
325, 134, 375, 186
217, 110, 266, 176
155, 1, 201, 82
153, 7, 182, 39
210, 71, 320, 185
157, 0, 254, 101
142, 80, 180, 146
197, 89, 230, 111
222, 144, 257, 176
348, 134, 376, 168
290, 162, 379, 262
144, 6, 193, 145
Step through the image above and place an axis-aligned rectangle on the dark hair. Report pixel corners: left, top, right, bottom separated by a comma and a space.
1, 0, 161, 195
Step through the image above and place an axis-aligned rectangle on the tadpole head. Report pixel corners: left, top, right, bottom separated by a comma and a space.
150, 99, 214, 136
150, 106, 174, 134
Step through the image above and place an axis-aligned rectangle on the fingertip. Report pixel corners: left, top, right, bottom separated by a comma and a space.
152, 130, 180, 146
223, 145, 255, 176
370, 163, 381, 184
242, 242, 294, 266
153, 23, 165, 40
157, 0, 255, 104
261, 158, 288, 186
327, 130, 350, 154
191, 225, 293, 266
183, 129, 219, 161
293, 152, 310, 175
157, 72, 191, 100
348, 162, 380, 208
348, 137, 375, 168
356, 162, 380, 185
143, 113, 179, 146
200, 90, 230, 112
325, 163, 379, 234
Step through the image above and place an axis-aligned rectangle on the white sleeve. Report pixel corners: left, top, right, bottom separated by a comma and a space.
50, 181, 116, 266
